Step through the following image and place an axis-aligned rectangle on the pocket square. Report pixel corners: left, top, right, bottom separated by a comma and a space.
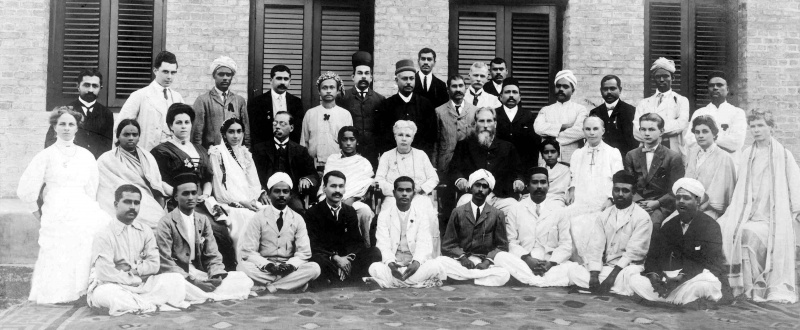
694, 245, 701, 251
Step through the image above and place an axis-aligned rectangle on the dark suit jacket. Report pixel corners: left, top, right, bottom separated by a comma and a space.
377, 93, 437, 155
624, 144, 684, 212
45, 99, 113, 159
247, 90, 304, 145
496, 106, 540, 169
450, 135, 523, 199
589, 100, 638, 157
644, 212, 727, 283
251, 140, 318, 193
336, 87, 386, 167
414, 72, 449, 108
304, 201, 365, 259
441, 202, 508, 260
482, 81, 502, 97
155, 209, 226, 278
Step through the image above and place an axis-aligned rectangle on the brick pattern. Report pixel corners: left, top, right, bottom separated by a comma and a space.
562, 0, 646, 110
372, 0, 450, 97
0, 0, 50, 197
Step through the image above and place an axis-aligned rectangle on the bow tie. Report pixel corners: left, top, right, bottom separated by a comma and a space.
323, 114, 330, 121
276, 142, 287, 149
642, 147, 656, 153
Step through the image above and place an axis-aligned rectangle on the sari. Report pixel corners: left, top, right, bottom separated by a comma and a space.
684, 143, 736, 219
97, 147, 166, 228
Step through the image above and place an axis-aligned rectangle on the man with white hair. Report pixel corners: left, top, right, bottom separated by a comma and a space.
302, 71, 353, 169
238, 172, 321, 293
533, 69, 589, 164
191, 56, 249, 149
630, 178, 733, 306
634, 57, 690, 157
437, 169, 511, 286
463, 62, 502, 109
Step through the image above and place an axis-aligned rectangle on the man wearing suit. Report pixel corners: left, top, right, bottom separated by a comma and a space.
414, 48, 449, 108
117, 51, 184, 151
589, 75, 638, 157
45, 68, 113, 159
482, 57, 509, 97
305, 171, 382, 285
337, 51, 385, 168
191, 56, 250, 149
496, 77, 539, 169
248, 65, 305, 145
377, 59, 437, 156
624, 113, 685, 229
251, 111, 318, 215
632, 178, 733, 306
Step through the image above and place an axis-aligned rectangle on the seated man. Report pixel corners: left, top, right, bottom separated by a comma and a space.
631, 178, 733, 306
319, 126, 376, 247
539, 138, 570, 207
252, 111, 318, 215
562, 170, 652, 295
368, 176, 444, 288
624, 113, 684, 229
436, 170, 511, 286
239, 173, 321, 293
156, 172, 254, 301
306, 171, 382, 284
89, 185, 190, 316
494, 167, 573, 287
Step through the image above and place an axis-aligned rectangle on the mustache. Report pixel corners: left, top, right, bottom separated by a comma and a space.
532, 189, 546, 194
277, 84, 287, 89
332, 193, 343, 198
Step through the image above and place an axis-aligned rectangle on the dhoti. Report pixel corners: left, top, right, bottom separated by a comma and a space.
629, 270, 723, 305
368, 259, 445, 288
237, 261, 320, 292
435, 256, 511, 287
561, 263, 644, 296
88, 273, 190, 316
493, 252, 579, 287
184, 268, 254, 302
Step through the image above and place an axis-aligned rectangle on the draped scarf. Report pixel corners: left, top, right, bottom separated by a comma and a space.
96, 147, 166, 228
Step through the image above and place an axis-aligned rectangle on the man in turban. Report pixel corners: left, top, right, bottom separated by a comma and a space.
533, 69, 589, 164
336, 51, 385, 167
238, 172, 321, 293
377, 59, 437, 156
630, 178, 733, 306
634, 57, 690, 158
190, 56, 249, 149
436, 169, 512, 286
301, 71, 353, 169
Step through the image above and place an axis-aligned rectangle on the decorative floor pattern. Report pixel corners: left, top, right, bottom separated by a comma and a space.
0, 283, 797, 330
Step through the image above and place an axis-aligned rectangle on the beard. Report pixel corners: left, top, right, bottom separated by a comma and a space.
477, 130, 495, 148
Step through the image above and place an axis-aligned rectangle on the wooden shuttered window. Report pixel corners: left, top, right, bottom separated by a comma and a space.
47, 0, 165, 111
645, 0, 731, 111
250, 0, 373, 111
449, 4, 559, 113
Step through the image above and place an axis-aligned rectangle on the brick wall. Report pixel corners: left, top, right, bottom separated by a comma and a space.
164, 0, 250, 106
0, 0, 50, 198
562, 0, 646, 110
372, 0, 450, 97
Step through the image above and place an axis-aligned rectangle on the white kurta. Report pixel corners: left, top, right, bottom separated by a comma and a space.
17, 140, 110, 304
545, 162, 570, 207
300, 105, 353, 166
634, 89, 690, 156
569, 142, 623, 209
683, 101, 747, 164
533, 101, 589, 163
117, 81, 185, 151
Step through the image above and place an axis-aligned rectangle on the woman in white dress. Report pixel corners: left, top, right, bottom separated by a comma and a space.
17, 107, 110, 304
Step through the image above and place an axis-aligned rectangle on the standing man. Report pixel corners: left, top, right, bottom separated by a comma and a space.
248, 65, 305, 145
463, 62, 502, 109
634, 57, 690, 157
117, 51, 184, 151
624, 113, 685, 230
45, 68, 113, 158
191, 56, 249, 149
301, 71, 353, 169
482, 58, 509, 97
496, 77, 540, 169
336, 51, 385, 167
683, 71, 747, 162
533, 70, 589, 164
589, 75, 638, 157
377, 59, 437, 156
238, 173, 321, 293
414, 48, 449, 107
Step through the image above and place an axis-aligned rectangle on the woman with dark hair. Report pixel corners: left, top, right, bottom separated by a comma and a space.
96, 119, 167, 228
684, 115, 737, 220
17, 106, 110, 304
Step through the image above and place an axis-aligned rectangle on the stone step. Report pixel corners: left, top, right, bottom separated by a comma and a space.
0, 199, 40, 265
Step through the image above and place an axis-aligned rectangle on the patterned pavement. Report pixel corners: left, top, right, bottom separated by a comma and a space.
1, 281, 798, 330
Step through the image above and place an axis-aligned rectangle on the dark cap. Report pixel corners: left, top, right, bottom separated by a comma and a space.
612, 170, 636, 185
173, 171, 200, 187
352, 51, 373, 69
395, 59, 416, 75
501, 77, 520, 91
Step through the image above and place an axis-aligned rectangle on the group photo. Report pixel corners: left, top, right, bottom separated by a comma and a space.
0, 0, 798, 329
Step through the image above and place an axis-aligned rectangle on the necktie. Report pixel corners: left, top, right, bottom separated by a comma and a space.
276, 142, 286, 150
163, 88, 169, 100
535, 204, 541, 217
332, 207, 339, 221
222, 91, 228, 105
657, 93, 664, 106
475, 206, 481, 220
455, 105, 461, 115
588, 147, 598, 165
277, 211, 284, 231
423, 76, 428, 91
471, 91, 479, 106
360, 91, 365, 98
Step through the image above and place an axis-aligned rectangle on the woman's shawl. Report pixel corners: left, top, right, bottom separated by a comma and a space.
97, 147, 166, 228
209, 144, 262, 204
685, 144, 737, 219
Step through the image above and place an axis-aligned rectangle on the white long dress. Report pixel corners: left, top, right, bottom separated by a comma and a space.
17, 139, 110, 303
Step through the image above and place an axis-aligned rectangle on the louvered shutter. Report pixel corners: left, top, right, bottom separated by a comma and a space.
110, 0, 159, 106
694, 3, 728, 109
510, 11, 553, 112
456, 11, 498, 77
647, 2, 682, 95
319, 5, 361, 91
262, 5, 306, 98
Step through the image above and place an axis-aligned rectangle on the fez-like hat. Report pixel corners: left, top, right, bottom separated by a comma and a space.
501, 77, 520, 90
395, 59, 416, 75
612, 170, 636, 185
352, 51, 373, 69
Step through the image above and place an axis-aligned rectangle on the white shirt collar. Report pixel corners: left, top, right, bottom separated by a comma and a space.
356, 87, 370, 94
469, 87, 483, 96
270, 204, 286, 216
78, 97, 96, 109
470, 201, 485, 217
179, 210, 195, 223
503, 105, 518, 120
604, 99, 620, 109
493, 81, 502, 93
399, 92, 413, 103
707, 101, 729, 110
419, 72, 433, 90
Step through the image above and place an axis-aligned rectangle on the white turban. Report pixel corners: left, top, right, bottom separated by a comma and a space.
672, 178, 705, 199
554, 70, 577, 88
210, 56, 238, 75
467, 169, 496, 190
267, 172, 293, 190
650, 57, 676, 73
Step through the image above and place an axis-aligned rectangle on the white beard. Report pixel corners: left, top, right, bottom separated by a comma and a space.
477, 131, 495, 148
